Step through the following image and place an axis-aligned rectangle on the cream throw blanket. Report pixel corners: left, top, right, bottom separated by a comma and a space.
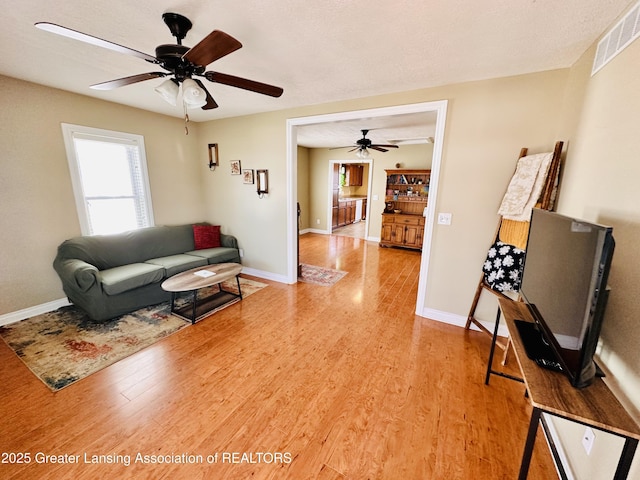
498, 152, 553, 221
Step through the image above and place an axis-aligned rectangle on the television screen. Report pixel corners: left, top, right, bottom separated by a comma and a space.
519, 209, 614, 388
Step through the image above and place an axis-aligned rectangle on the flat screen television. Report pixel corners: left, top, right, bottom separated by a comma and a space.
519, 208, 615, 388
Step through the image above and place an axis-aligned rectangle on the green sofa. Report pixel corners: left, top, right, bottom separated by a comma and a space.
53, 224, 241, 321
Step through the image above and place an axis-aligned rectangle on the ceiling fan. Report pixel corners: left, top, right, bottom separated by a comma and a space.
331, 129, 399, 158
34, 12, 284, 111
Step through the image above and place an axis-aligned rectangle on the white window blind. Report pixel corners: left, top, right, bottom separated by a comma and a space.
61, 124, 154, 235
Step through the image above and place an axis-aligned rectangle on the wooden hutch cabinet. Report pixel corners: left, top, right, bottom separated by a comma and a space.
380, 169, 430, 250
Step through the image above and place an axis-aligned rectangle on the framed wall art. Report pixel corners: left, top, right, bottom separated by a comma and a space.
230, 160, 241, 175
242, 169, 254, 184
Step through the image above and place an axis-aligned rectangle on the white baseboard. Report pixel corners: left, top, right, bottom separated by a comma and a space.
305, 228, 330, 235
240, 266, 289, 284
419, 307, 509, 338
0, 298, 71, 327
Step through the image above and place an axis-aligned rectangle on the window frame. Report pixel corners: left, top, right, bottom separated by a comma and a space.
61, 123, 155, 236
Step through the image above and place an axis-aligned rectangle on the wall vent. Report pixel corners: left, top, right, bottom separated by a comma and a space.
592, 1, 640, 75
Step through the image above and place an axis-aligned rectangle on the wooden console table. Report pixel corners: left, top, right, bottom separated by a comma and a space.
486, 298, 640, 479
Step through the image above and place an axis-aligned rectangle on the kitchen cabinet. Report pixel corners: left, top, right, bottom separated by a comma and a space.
341, 164, 364, 186
336, 199, 357, 227
332, 165, 340, 228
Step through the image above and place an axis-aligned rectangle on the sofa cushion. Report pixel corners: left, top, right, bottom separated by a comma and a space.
55, 224, 197, 269
185, 247, 240, 264
145, 254, 207, 277
193, 225, 221, 249
98, 263, 165, 296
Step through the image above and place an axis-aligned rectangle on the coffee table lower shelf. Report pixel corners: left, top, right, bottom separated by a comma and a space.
170, 285, 242, 324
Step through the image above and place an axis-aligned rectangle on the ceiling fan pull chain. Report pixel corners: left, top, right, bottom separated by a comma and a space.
184, 102, 190, 135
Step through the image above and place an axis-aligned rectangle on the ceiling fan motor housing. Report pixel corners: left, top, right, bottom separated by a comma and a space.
155, 44, 204, 80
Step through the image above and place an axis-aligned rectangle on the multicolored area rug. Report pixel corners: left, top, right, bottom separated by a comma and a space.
298, 263, 347, 286
0, 277, 266, 392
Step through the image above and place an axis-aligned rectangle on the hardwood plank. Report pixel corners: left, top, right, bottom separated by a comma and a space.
0, 233, 559, 479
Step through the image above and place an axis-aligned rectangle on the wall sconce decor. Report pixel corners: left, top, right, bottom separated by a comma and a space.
242, 169, 254, 184
208, 143, 218, 170
256, 169, 269, 198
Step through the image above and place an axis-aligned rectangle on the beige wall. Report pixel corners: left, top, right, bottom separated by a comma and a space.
0, 75, 205, 313
176, 69, 568, 284
297, 146, 310, 230
1, 68, 568, 302
550, 27, 640, 479
195, 111, 290, 276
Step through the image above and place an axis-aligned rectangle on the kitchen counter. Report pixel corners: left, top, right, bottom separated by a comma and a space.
338, 195, 367, 202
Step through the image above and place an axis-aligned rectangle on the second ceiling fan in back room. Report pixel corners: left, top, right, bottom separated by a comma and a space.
35, 12, 284, 133
331, 129, 399, 158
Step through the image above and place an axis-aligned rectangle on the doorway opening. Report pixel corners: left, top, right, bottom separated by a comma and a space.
328, 159, 374, 240
286, 100, 448, 315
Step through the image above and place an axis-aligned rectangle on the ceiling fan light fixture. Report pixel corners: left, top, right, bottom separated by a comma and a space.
154, 79, 179, 106
356, 148, 370, 159
181, 78, 207, 108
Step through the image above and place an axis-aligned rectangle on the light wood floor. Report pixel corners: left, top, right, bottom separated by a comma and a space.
0, 233, 558, 479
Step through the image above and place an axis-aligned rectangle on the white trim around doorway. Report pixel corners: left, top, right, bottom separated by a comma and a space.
286, 100, 448, 317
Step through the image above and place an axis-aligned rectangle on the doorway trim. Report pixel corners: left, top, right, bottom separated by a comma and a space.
327, 159, 374, 238
286, 100, 448, 315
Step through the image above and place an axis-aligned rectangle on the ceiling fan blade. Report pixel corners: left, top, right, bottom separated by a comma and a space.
369, 146, 389, 152
204, 71, 283, 97
90, 72, 167, 90
35, 22, 157, 62
193, 79, 218, 110
371, 144, 399, 149
183, 30, 242, 67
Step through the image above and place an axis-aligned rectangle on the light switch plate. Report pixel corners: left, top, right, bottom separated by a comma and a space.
437, 213, 452, 225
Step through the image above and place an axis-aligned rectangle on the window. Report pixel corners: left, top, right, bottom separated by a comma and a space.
62, 124, 154, 235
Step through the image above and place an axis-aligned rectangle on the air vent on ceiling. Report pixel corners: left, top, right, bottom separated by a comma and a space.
592, 1, 640, 76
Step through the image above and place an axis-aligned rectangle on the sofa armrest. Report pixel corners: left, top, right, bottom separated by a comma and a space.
55, 259, 100, 292
220, 233, 238, 249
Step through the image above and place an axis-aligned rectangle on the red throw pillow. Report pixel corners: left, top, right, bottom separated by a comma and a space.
193, 225, 221, 249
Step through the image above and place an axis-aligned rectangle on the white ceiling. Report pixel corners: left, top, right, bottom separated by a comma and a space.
1, 0, 632, 148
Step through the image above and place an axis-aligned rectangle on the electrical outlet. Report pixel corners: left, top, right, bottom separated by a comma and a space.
239, 249, 244, 258
316, 219, 320, 225
437, 213, 452, 225
582, 427, 595, 455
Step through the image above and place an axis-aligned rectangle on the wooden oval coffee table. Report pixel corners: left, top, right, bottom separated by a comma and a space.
161, 263, 243, 324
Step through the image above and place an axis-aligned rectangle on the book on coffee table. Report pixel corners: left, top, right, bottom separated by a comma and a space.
193, 270, 216, 278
